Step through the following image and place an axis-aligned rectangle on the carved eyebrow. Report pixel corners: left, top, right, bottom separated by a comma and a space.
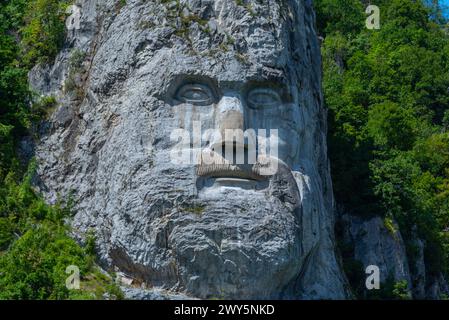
174, 75, 219, 88
243, 79, 292, 102
244, 71, 288, 85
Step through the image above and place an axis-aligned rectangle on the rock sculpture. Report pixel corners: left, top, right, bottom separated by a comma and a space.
32, 0, 349, 299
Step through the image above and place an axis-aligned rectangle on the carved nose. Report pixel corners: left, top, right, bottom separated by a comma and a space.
212, 94, 245, 148
203, 94, 256, 166
206, 94, 246, 162
217, 95, 244, 131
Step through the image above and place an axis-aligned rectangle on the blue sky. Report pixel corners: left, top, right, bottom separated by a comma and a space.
440, 0, 449, 17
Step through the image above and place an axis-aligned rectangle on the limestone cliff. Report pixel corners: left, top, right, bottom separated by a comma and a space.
30, 0, 351, 299
339, 213, 449, 299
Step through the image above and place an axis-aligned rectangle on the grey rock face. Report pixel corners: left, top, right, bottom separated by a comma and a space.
32, 0, 348, 299
341, 214, 449, 299
410, 237, 426, 299
427, 274, 449, 299
121, 287, 197, 300
408, 232, 449, 299
341, 214, 412, 291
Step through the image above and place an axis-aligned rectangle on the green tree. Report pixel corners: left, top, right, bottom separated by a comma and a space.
0, 0, 123, 300
316, 0, 449, 297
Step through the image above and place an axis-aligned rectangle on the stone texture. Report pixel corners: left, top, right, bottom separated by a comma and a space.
341, 214, 449, 299
341, 214, 412, 289
427, 274, 449, 299
31, 0, 350, 299
121, 287, 197, 300
410, 236, 426, 299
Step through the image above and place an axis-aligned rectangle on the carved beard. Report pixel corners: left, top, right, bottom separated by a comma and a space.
169, 193, 303, 299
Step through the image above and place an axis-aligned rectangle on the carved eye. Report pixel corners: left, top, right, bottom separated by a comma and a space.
175, 84, 215, 106
247, 88, 281, 109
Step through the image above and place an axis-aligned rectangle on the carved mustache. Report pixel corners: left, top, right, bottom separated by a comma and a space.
195, 150, 279, 180
196, 163, 266, 180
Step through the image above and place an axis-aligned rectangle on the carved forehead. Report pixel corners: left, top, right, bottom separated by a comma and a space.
160, 53, 288, 82
88, 0, 315, 96
147, 0, 296, 68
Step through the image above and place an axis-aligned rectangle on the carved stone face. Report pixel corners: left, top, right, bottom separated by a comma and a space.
110, 0, 316, 299
134, 53, 305, 299
38, 0, 343, 299
148, 66, 304, 298
168, 75, 298, 187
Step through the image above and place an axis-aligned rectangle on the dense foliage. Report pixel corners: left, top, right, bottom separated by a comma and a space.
315, 0, 449, 297
0, 0, 121, 300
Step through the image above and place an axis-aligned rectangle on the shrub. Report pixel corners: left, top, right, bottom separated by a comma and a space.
20, 0, 70, 67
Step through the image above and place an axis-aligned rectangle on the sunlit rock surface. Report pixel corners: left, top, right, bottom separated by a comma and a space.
30, 0, 349, 299
341, 215, 412, 289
